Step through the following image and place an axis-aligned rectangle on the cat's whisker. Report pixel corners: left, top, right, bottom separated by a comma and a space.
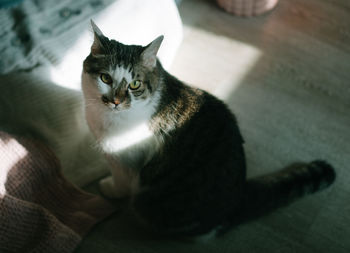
84, 103, 99, 107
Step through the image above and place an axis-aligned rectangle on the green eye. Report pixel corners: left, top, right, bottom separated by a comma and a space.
100, 73, 112, 84
129, 80, 142, 90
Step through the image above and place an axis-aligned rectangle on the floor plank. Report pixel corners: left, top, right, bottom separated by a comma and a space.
169, 0, 350, 252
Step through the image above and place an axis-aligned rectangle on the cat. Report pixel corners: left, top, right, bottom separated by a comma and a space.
81, 21, 336, 236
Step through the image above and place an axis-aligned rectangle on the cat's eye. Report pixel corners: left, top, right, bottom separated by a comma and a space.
100, 73, 113, 84
129, 80, 142, 90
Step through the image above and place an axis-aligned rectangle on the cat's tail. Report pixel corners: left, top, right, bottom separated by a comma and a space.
219, 160, 336, 234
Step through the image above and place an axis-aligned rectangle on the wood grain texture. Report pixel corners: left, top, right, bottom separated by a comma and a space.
77, 0, 350, 252
170, 0, 350, 252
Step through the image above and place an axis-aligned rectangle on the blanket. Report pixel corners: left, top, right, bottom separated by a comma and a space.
0, 131, 117, 252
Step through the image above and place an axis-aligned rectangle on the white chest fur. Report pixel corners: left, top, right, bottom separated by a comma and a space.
84, 90, 162, 170
82, 71, 162, 196
100, 113, 160, 170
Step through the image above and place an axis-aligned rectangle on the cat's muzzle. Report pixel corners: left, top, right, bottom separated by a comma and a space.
101, 95, 120, 109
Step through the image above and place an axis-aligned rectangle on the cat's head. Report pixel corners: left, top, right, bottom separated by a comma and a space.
82, 20, 163, 113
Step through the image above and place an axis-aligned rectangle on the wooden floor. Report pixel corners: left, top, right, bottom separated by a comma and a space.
77, 0, 350, 252
169, 0, 350, 252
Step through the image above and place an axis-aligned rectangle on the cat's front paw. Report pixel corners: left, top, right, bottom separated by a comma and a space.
99, 176, 119, 198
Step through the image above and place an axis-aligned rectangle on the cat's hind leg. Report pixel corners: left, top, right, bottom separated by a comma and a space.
99, 176, 123, 198
99, 172, 138, 199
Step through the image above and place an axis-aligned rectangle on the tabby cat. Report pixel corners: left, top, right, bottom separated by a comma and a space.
81, 21, 335, 236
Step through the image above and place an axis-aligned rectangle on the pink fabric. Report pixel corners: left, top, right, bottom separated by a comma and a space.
216, 0, 279, 16
0, 131, 116, 253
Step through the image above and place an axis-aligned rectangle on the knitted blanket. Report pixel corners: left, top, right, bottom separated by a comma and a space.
0, 131, 116, 252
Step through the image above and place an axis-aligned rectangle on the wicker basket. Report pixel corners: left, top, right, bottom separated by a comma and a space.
216, 0, 279, 16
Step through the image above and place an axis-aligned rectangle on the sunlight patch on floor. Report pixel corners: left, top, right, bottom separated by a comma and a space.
170, 25, 262, 100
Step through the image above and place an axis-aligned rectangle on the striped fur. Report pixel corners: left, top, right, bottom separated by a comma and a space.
217, 160, 336, 235
81, 22, 336, 238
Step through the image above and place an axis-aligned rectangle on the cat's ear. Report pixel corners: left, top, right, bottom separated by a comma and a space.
141, 35, 164, 69
90, 20, 106, 56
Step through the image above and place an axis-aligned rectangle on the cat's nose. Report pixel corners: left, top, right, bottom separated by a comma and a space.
114, 98, 121, 106
101, 95, 121, 107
